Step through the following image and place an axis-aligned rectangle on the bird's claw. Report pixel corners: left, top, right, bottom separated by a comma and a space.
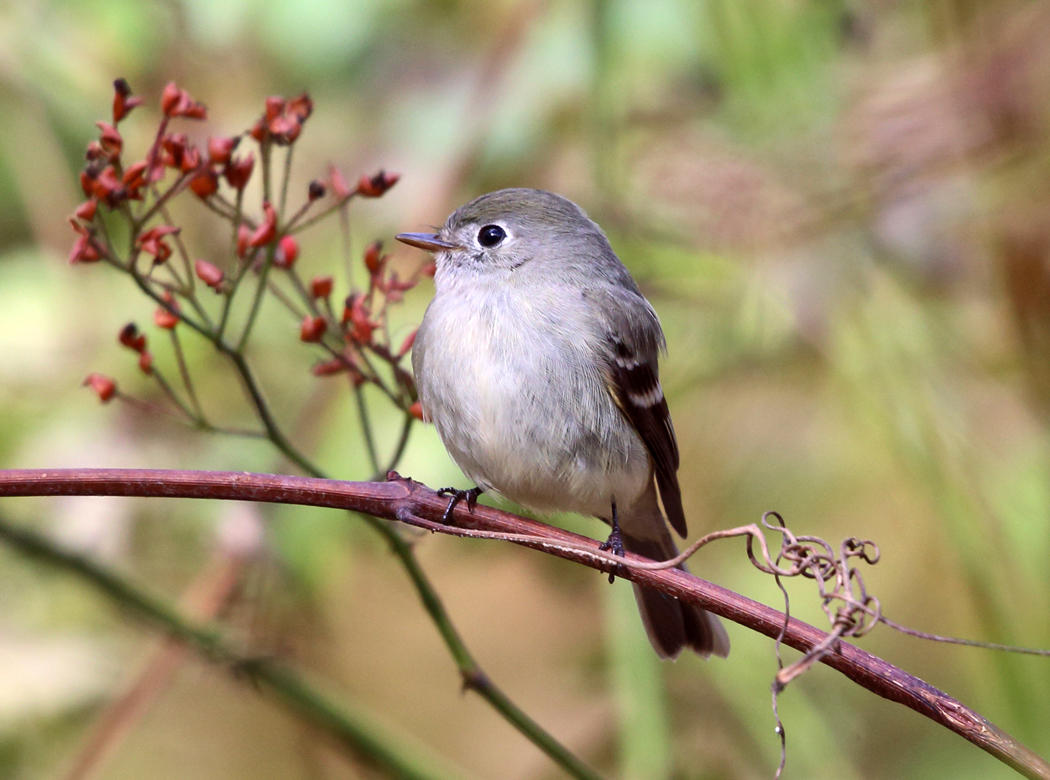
437, 486, 483, 523
599, 513, 626, 584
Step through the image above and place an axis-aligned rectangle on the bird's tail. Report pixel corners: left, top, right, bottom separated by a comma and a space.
619, 492, 729, 659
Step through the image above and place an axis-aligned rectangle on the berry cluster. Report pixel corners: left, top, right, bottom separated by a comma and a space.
72, 79, 426, 468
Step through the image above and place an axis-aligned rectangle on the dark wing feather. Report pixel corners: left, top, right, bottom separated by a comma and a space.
603, 327, 687, 537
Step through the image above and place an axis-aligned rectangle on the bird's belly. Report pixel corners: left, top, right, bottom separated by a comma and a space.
419, 302, 650, 518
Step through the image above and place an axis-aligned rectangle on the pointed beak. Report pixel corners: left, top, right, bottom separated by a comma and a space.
395, 232, 461, 252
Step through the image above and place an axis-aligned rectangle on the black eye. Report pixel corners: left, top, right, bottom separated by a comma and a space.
477, 224, 506, 248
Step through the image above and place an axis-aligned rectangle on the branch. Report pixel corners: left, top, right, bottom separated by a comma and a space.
0, 511, 456, 780
0, 467, 1047, 780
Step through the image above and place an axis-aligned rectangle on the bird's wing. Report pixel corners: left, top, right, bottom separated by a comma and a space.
591, 288, 687, 537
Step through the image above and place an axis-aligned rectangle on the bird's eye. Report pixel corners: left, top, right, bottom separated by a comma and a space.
477, 224, 506, 248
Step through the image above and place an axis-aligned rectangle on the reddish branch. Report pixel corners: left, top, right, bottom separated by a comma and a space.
0, 467, 1046, 780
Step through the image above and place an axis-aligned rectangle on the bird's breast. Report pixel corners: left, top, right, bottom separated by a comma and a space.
415, 282, 650, 516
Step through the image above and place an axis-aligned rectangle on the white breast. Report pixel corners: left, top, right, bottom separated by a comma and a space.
414, 278, 651, 519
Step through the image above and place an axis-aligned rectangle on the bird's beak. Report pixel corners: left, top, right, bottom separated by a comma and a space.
395, 232, 461, 252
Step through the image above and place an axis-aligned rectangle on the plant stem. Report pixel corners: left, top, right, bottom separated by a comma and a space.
168, 329, 203, 418
222, 348, 326, 477
235, 242, 276, 353
3, 468, 1046, 779
376, 413, 415, 481
351, 384, 381, 476
289, 192, 357, 235
0, 516, 461, 780
217, 189, 246, 343
279, 145, 294, 216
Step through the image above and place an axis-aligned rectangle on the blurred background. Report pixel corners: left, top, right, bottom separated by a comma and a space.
1, 0, 1048, 777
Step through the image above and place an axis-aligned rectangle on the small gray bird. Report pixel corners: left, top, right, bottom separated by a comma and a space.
397, 188, 729, 659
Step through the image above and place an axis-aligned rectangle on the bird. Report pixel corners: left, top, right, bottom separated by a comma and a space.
396, 188, 729, 659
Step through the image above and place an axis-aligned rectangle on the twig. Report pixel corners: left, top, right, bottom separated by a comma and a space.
0, 468, 1047, 778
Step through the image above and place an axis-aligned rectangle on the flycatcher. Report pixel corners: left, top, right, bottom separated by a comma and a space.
397, 188, 729, 659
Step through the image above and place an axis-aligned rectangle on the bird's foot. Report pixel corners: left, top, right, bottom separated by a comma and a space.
599, 503, 625, 584
437, 486, 483, 524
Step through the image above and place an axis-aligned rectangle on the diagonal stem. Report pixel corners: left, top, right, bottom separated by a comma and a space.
0, 468, 1045, 780
0, 516, 462, 780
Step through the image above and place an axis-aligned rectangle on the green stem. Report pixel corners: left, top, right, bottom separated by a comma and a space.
281, 195, 318, 232
169, 328, 204, 419
339, 202, 354, 288
279, 145, 294, 216
289, 193, 357, 235
229, 142, 276, 352
376, 523, 601, 780
157, 201, 193, 293
197, 424, 267, 438
223, 348, 325, 477
217, 189, 245, 343
136, 171, 193, 229
197, 194, 240, 222
375, 413, 415, 481
123, 269, 324, 477
265, 277, 308, 321
352, 384, 381, 476
285, 266, 324, 319
235, 242, 277, 353
325, 344, 401, 407
148, 365, 197, 423
0, 517, 459, 780
261, 140, 273, 205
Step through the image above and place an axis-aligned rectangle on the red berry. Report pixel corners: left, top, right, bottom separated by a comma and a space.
274, 235, 299, 268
